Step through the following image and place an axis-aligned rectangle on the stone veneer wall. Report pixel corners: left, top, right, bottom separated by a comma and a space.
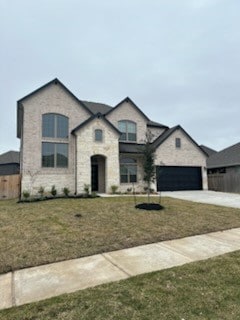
148, 127, 166, 141
21, 82, 91, 195
154, 129, 208, 190
106, 101, 148, 143
75, 117, 120, 194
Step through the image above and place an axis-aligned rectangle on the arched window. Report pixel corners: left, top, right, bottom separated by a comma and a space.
42, 113, 69, 168
42, 113, 68, 138
118, 120, 136, 142
120, 157, 137, 183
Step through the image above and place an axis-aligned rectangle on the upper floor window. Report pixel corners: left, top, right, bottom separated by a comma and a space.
118, 120, 136, 142
175, 138, 181, 148
42, 114, 68, 138
95, 129, 103, 142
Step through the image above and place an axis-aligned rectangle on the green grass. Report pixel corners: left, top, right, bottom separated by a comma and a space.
1, 250, 240, 319
0, 196, 240, 274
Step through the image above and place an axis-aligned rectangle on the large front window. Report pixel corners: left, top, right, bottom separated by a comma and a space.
120, 157, 137, 183
42, 113, 69, 168
42, 142, 68, 168
42, 114, 68, 138
118, 120, 136, 142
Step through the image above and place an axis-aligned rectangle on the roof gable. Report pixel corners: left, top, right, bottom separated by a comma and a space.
17, 78, 93, 138
17, 78, 92, 115
105, 97, 150, 121
71, 113, 121, 135
152, 125, 208, 157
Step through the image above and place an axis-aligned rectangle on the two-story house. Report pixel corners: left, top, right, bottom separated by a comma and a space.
17, 78, 208, 195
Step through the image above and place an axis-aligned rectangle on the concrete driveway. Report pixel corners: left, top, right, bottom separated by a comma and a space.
162, 190, 240, 208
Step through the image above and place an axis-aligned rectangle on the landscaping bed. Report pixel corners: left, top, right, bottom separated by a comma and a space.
0, 196, 240, 274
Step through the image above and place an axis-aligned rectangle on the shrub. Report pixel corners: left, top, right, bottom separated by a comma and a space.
51, 185, 57, 197
91, 191, 97, 198
111, 185, 118, 194
127, 188, 132, 193
22, 190, 30, 200
84, 184, 90, 196
38, 186, 45, 198
63, 187, 70, 197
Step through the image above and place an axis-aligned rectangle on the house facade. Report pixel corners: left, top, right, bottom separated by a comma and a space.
17, 78, 208, 195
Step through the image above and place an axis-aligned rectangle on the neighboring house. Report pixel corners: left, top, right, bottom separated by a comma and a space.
0, 151, 20, 175
17, 78, 208, 195
207, 142, 240, 193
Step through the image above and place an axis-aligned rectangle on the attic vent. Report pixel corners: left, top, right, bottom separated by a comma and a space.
54, 80, 58, 85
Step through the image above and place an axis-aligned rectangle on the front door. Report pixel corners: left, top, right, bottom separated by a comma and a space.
91, 164, 98, 192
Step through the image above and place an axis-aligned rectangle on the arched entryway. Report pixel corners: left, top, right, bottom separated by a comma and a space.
91, 155, 106, 193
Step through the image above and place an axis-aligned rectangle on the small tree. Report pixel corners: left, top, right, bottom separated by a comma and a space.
142, 130, 156, 203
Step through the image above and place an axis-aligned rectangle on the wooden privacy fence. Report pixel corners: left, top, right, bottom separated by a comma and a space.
208, 173, 240, 193
0, 174, 20, 200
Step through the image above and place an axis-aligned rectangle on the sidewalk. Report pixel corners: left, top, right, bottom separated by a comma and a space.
1, 228, 240, 310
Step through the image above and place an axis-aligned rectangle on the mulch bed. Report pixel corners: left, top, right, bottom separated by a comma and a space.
135, 203, 164, 211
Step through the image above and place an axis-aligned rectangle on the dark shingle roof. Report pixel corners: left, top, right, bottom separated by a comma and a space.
119, 143, 145, 154
147, 120, 168, 129
200, 145, 217, 157
81, 101, 112, 115
0, 151, 20, 165
207, 142, 240, 169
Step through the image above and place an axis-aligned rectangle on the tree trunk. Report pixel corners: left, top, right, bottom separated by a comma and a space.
147, 182, 150, 204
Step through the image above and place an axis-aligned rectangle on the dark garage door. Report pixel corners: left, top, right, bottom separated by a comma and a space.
156, 166, 202, 191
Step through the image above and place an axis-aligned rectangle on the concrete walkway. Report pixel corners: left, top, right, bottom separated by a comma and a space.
162, 190, 240, 208
1, 227, 240, 310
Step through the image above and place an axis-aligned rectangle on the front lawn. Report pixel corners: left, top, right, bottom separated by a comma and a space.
0, 196, 240, 274
1, 250, 240, 319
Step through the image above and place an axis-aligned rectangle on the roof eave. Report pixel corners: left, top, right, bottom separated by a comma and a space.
207, 163, 240, 169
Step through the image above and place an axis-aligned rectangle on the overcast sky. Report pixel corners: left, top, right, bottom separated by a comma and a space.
1, 0, 240, 154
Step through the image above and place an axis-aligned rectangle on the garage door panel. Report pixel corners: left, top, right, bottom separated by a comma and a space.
157, 166, 202, 191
